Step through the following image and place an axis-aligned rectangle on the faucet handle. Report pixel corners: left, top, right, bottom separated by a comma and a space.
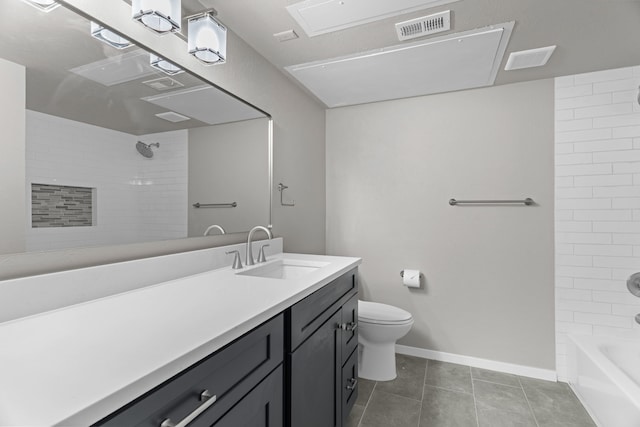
257, 244, 270, 263
226, 250, 243, 270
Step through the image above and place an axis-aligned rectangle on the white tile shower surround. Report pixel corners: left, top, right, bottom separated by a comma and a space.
555, 65, 640, 380
25, 111, 188, 251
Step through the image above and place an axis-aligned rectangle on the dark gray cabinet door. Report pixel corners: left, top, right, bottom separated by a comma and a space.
200, 365, 283, 427
289, 309, 342, 427
341, 294, 358, 365
341, 349, 358, 423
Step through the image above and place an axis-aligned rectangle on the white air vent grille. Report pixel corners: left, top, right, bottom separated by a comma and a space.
155, 111, 191, 123
396, 10, 450, 41
505, 46, 557, 71
143, 77, 185, 91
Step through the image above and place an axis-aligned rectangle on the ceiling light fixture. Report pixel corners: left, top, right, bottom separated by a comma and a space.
187, 12, 227, 65
90, 22, 134, 50
149, 53, 183, 75
132, 0, 181, 35
19, 0, 59, 12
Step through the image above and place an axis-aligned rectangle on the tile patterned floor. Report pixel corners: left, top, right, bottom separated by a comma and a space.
347, 355, 596, 427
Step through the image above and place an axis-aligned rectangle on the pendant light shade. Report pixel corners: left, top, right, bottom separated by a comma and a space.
150, 53, 183, 75
90, 22, 133, 50
20, 0, 59, 12
188, 13, 227, 65
132, 0, 181, 34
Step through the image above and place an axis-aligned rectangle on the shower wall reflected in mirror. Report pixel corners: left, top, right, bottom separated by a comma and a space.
0, 1, 271, 255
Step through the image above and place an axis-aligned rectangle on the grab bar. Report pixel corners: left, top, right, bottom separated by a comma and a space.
192, 202, 237, 208
449, 198, 534, 206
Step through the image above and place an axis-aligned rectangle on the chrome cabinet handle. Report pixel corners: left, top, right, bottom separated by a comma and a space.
160, 390, 217, 427
339, 322, 358, 332
346, 378, 358, 391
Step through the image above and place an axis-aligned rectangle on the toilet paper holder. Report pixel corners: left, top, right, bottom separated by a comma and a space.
400, 270, 423, 278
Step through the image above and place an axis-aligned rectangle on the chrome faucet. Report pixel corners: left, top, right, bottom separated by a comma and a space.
203, 224, 225, 236
246, 226, 272, 266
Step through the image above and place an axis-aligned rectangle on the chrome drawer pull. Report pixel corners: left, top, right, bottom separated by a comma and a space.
346, 378, 358, 391
160, 390, 217, 427
339, 322, 358, 332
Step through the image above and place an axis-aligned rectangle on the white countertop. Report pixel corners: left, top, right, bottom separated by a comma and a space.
0, 253, 360, 426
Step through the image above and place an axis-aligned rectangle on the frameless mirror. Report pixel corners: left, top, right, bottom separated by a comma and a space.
0, 1, 271, 255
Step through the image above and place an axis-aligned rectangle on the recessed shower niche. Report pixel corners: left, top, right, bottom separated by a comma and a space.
31, 183, 95, 228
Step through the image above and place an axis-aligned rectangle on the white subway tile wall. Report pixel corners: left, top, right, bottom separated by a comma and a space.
555, 65, 640, 380
25, 111, 188, 251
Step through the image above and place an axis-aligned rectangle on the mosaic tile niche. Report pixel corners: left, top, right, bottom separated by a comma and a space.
31, 183, 94, 228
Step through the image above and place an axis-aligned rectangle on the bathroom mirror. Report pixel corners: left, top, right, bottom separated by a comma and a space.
0, 1, 271, 255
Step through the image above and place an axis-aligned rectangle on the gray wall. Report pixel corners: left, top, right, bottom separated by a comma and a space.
0, 57, 25, 255
0, 1, 326, 279
188, 118, 269, 236
326, 79, 556, 369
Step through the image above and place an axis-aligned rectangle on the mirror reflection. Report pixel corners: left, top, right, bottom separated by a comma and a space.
0, 1, 270, 255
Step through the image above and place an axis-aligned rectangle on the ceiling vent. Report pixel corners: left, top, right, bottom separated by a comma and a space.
287, 0, 460, 37
155, 111, 191, 122
142, 76, 185, 91
505, 45, 557, 71
274, 29, 299, 42
396, 10, 450, 41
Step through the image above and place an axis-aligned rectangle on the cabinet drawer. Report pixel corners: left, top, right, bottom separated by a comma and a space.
288, 269, 357, 351
95, 314, 284, 427
341, 294, 358, 366
341, 348, 358, 424
193, 365, 283, 427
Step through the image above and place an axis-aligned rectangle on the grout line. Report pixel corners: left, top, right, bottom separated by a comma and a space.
518, 376, 541, 427
416, 359, 428, 427
470, 366, 480, 427
358, 381, 377, 427
472, 378, 522, 389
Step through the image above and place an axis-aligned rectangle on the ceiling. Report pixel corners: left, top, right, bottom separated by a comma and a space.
0, 1, 264, 136
181, 0, 640, 106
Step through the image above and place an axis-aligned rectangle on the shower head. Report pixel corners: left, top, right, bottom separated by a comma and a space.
136, 141, 160, 158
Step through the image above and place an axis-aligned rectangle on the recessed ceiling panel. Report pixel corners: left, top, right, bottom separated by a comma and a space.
287, 0, 460, 37
285, 23, 514, 108
69, 50, 156, 87
142, 86, 265, 125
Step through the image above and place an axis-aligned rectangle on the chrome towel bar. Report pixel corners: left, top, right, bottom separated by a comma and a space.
192, 202, 237, 208
449, 198, 534, 206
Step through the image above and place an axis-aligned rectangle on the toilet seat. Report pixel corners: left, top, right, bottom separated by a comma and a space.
359, 301, 413, 325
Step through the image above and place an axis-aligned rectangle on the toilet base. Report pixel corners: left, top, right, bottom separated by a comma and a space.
358, 342, 398, 381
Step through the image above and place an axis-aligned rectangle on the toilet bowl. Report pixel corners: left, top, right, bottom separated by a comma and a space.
358, 300, 414, 381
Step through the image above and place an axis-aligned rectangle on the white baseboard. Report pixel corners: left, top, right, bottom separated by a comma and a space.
395, 344, 557, 382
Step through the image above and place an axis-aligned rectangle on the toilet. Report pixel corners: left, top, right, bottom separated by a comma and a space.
358, 300, 414, 381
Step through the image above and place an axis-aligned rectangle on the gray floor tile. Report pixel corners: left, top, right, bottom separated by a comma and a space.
420, 385, 477, 427
375, 354, 427, 400
356, 378, 376, 407
519, 377, 596, 427
425, 360, 473, 394
476, 408, 536, 427
471, 367, 520, 387
359, 390, 421, 427
345, 404, 365, 427
474, 380, 536, 419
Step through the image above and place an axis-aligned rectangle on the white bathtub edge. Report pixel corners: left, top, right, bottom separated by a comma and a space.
568, 382, 605, 427
396, 344, 557, 381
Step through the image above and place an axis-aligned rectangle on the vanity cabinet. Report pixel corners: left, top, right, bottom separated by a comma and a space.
92, 268, 358, 427
93, 314, 284, 427
286, 268, 358, 427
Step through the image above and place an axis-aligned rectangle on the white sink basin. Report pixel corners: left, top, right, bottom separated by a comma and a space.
238, 259, 329, 280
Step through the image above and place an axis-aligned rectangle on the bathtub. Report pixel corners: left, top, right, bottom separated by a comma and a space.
567, 334, 640, 427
